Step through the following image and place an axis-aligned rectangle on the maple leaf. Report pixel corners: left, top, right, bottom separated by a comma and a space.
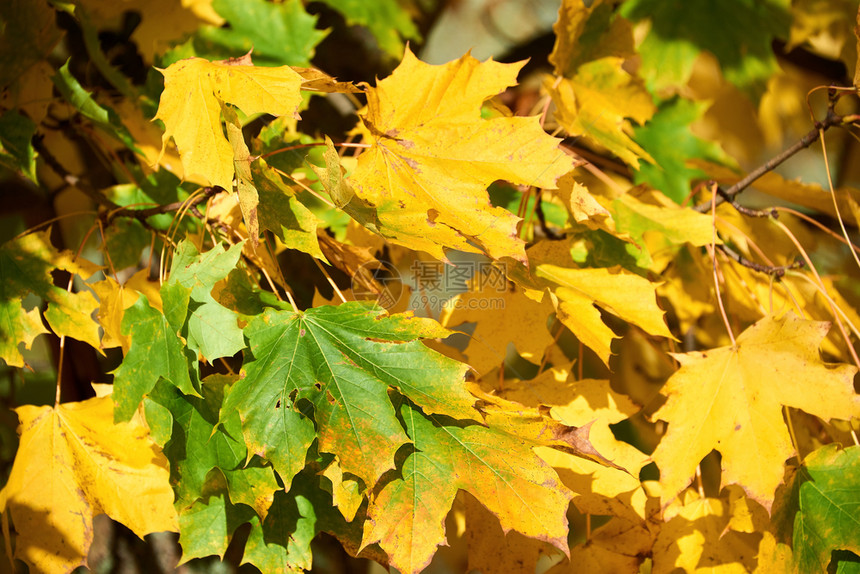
148, 376, 279, 520
222, 301, 476, 489
463, 494, 562, 574
320, 456, 365, 522
652, 491, 759, 573
154, 56, 303, 190
0, 230, 101, 367
631, 98, 738, 204
773, 444, 860, 573
112, 294, 197, 422
175, 0, 327, 67
441, 283, 557, 376
0, 396, 177, 573
361, 400, 573, 574
348, 47, 574, 262
548, 0, 655, 168
161, 240, 245, 362
619, 0, 790, 102
651, 314, 860, 510
178, 492, 256, 562
535, 262, 673, 365
315, 0, 419, 58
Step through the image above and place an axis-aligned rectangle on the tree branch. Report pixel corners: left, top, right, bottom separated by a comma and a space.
717, 243, 804, 277
694, 108, 844, 213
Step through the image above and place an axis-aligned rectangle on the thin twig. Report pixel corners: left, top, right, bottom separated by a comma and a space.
694, 109, 844, 213
709, 184, 736, 346
534, 190, 562, 240
717, 188, 778, 218
717, 244, 804, 277
260, 141, 368, 160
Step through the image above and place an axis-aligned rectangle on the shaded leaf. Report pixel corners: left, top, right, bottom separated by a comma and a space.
781, 445, 860, 573
0, 231, 100, 367
652, 491, 758, 573
619, 0, 791, 101
0, 0, 62, 90
535, 263, 673, 365
178, 492, 255, 562
0, 110, 36, 181
149, 376, 279, 520
0, 396, 178, 573
316, 0, 419, 58
632, 98, 738, 204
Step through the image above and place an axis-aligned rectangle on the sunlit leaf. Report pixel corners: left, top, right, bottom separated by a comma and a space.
652, 314, 860, 510
362, 400, 573, 574
155, 56, 303, 189
348, 48, 574, 262
223, 302, 476, 488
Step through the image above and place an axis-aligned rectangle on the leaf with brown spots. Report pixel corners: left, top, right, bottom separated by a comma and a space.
346, 47, 575, 262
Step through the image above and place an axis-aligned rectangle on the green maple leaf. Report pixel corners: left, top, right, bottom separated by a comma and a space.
162, 241, 246, 362
148, 376, 279, 520
254, 160, 325, 261
362, 400, 574, 574
223, 301, 475, 489
620, 0, 790, 103
178, 493, 256, 562
166, 0, 327, 67
632, 97, 737, 203
316, 0, 419, 58
112, 295, 196, 421
241, 469, 371, 572
0, 231, 100, 368
0, 110, 37, 182
774, 445, 860, 573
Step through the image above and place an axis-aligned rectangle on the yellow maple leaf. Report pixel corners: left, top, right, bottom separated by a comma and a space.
155, 57, 303, 190
548, 0, 655, 168
90, 276, 141, 352
463, 494, 561, 574
651, 314, 860, 510
0, 396, 178, 573
536, 263, 673, 365
349, 47, 574, 262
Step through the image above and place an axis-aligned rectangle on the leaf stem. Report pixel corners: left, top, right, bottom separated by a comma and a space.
260, 141, 369, 160
314, 258, 347, 303
710, 184, 736, 346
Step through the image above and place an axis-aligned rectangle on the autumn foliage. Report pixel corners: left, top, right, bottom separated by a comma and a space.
2, 0, 860, 572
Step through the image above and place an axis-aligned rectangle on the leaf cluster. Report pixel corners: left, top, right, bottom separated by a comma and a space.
1, 0, 860, 573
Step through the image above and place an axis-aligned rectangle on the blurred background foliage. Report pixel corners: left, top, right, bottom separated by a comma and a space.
2, 0, 860, 572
